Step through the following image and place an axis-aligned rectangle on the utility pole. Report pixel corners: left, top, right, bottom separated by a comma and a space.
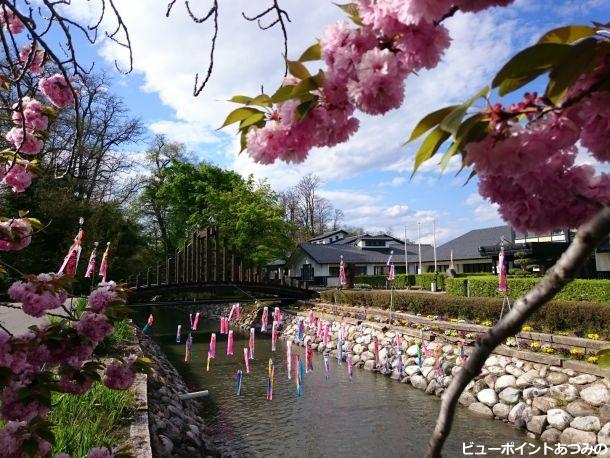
433, 219, 438, 292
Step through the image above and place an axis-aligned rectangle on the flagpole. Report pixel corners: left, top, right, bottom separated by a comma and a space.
404, 226, 408, 277
417, 222, 422, 275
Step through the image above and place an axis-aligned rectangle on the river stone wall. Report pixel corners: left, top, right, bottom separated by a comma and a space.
136, 330, 220, 458
279, 312, 610, 450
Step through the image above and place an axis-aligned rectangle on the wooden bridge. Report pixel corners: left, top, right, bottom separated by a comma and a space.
126, 227, 315, 304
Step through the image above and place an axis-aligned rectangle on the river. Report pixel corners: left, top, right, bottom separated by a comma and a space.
143, 310, 548, 458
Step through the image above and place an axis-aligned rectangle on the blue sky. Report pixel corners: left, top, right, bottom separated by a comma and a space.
65, 0, 610, 243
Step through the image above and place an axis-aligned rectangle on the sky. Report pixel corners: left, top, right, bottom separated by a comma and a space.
58, 0, 610, 244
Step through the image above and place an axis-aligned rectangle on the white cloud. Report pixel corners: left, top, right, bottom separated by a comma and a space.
149, 120, 221, 145
465, 193, 502, 223
379, 176, 407, 187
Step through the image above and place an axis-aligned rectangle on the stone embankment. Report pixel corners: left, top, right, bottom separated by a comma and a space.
279, 310, 610, 450
136, 330, 220, 457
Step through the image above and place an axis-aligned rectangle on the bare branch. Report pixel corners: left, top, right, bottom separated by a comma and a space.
426, 203, 610, 457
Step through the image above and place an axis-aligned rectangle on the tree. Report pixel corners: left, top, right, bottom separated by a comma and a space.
513, 251, 539, 276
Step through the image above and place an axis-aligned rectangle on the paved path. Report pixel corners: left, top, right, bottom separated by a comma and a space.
0, 300, 72, 334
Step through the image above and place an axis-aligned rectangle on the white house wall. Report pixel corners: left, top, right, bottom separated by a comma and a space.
596, 252, 610, 272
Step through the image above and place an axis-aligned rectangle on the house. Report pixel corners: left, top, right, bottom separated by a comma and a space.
285, 232, 432, 286
284, 226, 610, 286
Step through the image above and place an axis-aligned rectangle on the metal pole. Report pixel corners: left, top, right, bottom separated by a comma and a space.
404, 226, 408, 276
433, 219, 437, 273
417, 222, 422, 275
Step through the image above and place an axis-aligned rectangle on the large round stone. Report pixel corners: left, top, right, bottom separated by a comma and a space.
477, 388, 499, 407
560, 427, 597, 446
547, 409, 573, 431
527, 415, 548, 435
493, 403, 511, 419
468, 402, 494, 418
532, 396, 558, 413
546, 372, 569, 385
598, 422, 610, 447
495, 375, 517, 391
459, 392, 476, 407
570, 416, 601, 432
567, 399, 598, 418
568, 374, 597, 385
549, 384, 579, 402
540, 428, 561, 444
580, 384, 610, 407
508, 402, 531, 424
410, 375, 428, 391
499, 387, 521, 404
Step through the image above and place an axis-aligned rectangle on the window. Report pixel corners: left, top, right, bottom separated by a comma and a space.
463, 263, 493, 273
365, 240, 386, 247
329, 266, 340, 277
374, 265, 389, 275
354, 265, 367, 275
301, 264, 314, 281
427, 265, 449, 272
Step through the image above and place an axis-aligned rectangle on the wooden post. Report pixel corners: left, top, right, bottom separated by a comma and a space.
222, 237, 227, 282
230, 246, 236, 282
166, 257, 172, 285
175, 248, 180, 284
214, 227, 220, 282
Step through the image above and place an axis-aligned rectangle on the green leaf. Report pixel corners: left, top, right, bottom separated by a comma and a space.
405, 105, 459, 144
440, 105, 469, 136
546, 38, 599, 103
290, 77, 320, 98
228, 95, 253, 104
22, 438, 38, 458
271, 85, 296, 103
219, 107, 260, 129
464, 168, 477, 185
538, 25, 597, 44
287, 60, 311, 80
239, 130, 248, 153
296, 98, 318, 119
412, 126, 450, 176
35, 428, 55, 445
299, 43, 321, 62
240, 112, 266, 128
598, 348, 610, 366
492, 43, 571, 96
335, 3, 362, 25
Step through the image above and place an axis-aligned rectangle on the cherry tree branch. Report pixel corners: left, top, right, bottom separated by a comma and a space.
426, 203, 610, 457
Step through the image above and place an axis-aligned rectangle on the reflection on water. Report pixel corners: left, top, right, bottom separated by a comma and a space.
145, 309, 549, 458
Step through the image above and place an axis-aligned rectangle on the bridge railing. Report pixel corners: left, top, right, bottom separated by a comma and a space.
126, 227, 309, 291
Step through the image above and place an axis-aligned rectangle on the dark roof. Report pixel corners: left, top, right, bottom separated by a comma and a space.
308, 229, 348, 242
333, 235, 360, 245
295, 242, 432, 265
359, 233, 401, 241
421, 225, 514, 262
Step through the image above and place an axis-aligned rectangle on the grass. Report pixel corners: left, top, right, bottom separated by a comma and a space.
94, 320, 134, 357
50, 382, 136, 457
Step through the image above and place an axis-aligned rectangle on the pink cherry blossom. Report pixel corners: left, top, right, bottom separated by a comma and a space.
358, 0, 454, 30
75, 312, 114, 345
5, 128, 43, 155
39, 74, 75, 108
12, 98, 49, 131
457, 0, 515, 13
1, 383, 49, 421
103, 361, 136, 390
0, 10, 24, 34
566, 92, 610, 163
58, 372, 95, 395
0, 219, 32, 251
88, 284, 121, 313
3, 160, 37, 193
394, 22, 451, 71
87, 448, 115, 458
347, 48, 405, 114
18, 46, 45, 74
8, 273, 68, 317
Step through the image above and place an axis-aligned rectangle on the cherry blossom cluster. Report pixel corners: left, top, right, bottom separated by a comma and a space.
1, 14, 75, 200
466, 60, 610, 232
245, 0, 513, 164
0, 281, 145, 457
0, 218, 33, 251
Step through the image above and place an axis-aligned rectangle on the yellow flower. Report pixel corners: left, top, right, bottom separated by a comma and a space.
450, 318, 458, 323
570, 348, 584, 356
587, 356, 598, 364
530, 341, 541, 348
587, 333, 600, 340
522, 325, 533, 332
542, 347, 554, 354
481, 320, 492, 327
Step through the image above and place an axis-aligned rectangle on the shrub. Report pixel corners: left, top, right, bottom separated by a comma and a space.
445, 277, 467, 296
454, 276, 610, 302
353, 273, 443, 290
320, 290, 610, 338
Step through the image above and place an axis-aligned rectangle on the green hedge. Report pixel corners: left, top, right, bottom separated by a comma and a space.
450, 276, 610, 302
320, 290, 610, 337
445, 277, 467, 296
353, 273, 444, 290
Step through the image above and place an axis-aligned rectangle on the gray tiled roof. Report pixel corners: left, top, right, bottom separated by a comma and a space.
420, 225, 514, 262
308, 229, 348, 242
297, 242, 433, 264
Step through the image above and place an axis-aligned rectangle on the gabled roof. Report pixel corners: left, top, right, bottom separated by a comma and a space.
333, 235, 360, 245
294, 242, 433, 265
421, 225, 514, 262
308, 229, 348, 242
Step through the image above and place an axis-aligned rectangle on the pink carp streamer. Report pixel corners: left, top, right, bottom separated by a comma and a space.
249, 328, 255, 359
236, 370, 243, 395
323, 352, 330, 380
243, 347, 251, 373
261, 306, 269, 332
220, 317, 227, 334
266, 359, 275, 400
417, 340, 423, 368
395, 333, 401, 350
273, 306, 282, 325
306, 338, 314, 373
192, 312, 200, 331
296, 355, 303, 397
185, 333, 193, 363
316, 319, 322, 338
347, 350, 353, 381
228, 304, 236, 322
458, 341, 466, 364
434, 344, 442, 377
297, 318, 304, 342
323, 321, 330, 345
209, 333, 217, 358
176, 325, 181, 343
308, 309, 315, 327
235, 303, 240, 321
287, 341, 292, 379
142, 314, 153, 334
271, 322, 278, 352
227, 330, 234, 356
373, 335, 380, 368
